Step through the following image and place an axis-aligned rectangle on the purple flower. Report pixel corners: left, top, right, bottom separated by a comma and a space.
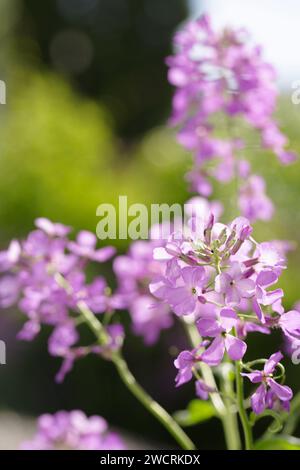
215, 262, 255, 306
174, 349, 198, 387
17, 317, 41, 341
0, 220, 126, 382
253, 270, 283, 323
254, 241, 287, 273
167, 15, 297, 220
0, 275, 20, 308
150, 211, 287, 371
48, 321, 79, 357
152, 266, 207, 316
185, 196, 223, 223
279, 310, 300, 342
114, 240, 173, 343
239, 175, 274, 222
130, 296, 173, 345
21, 410, 125, 450
195, 379, 215, 400
68, 230, 115, 262
236, 319, 270, 340
0, 240, 21, 271
185, 168, 212, 197
242, 351, 293, 414
35, 218, 71, 237
197, 308, 247, 365
262, 124, 297, 164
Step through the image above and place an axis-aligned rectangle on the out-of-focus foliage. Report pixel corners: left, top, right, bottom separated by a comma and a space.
0, 70, 115, 239
174, 400, 216, 426
0, 69, 189, 247
254, 435, 300, 450
21, 0, 187, 139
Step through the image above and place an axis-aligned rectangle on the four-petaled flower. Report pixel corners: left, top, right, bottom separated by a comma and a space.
197, 308, 247, 366
215, 262, 255, 306
242, 351, 293, 415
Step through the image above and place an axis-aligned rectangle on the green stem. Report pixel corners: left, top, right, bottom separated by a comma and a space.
220, 362, 241, 450
112, 353, 195, 450
235, 358, 253, 450
77, 300, 196, 450
185, 322, 240, 449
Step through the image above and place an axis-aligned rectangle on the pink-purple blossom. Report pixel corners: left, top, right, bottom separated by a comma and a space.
238, 175, 274, 222
21, 410, 125, 450
149, 209, 294, 400
0, 218, 122, 381
197, 308, 247, 365
242, 352, 293, 414
215, 262, 255, 306
113, 240, 173, 344
167, 15, 297, 222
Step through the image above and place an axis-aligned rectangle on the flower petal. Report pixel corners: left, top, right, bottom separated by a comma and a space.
256, 270, 278, 288
264, 351, 283, 375
267, 378, 293, 402
241, 371, 263, 383
251, 384, 266, 415
195, 380, 214, 400
201, 336, 225, 366
215, 273, 230, 293
220, 308, 238, 332
225, 334, 247, 360
253, 298, 265, 324
196, 318, 222, 337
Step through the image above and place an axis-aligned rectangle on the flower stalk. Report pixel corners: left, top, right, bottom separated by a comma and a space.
77, 299, 196, 450
234, 357, 253, 450
185, 322, 241, 449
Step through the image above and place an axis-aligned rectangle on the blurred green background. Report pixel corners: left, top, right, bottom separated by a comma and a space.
0, 0, 300, 449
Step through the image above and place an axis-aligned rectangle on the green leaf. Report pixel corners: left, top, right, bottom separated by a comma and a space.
174, 399, 216, 427
254, 435, 300, 450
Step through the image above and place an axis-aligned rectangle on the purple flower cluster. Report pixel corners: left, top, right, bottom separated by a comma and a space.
113, 197, 223, 345
150, 212, 296, 413
21, 410, 125, 450
167, 15, 296, 221
0, 218, 124, 382
113, 240, 173, 345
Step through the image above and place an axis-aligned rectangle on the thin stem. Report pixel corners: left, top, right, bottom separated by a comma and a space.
77, 300, 109, 344
184, 321, 240, 449
220, 362, 241, 450
235, 357, 253, 450
55, 273, 196, 450
112, 353, 196, 450
77, 300, 196, 450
